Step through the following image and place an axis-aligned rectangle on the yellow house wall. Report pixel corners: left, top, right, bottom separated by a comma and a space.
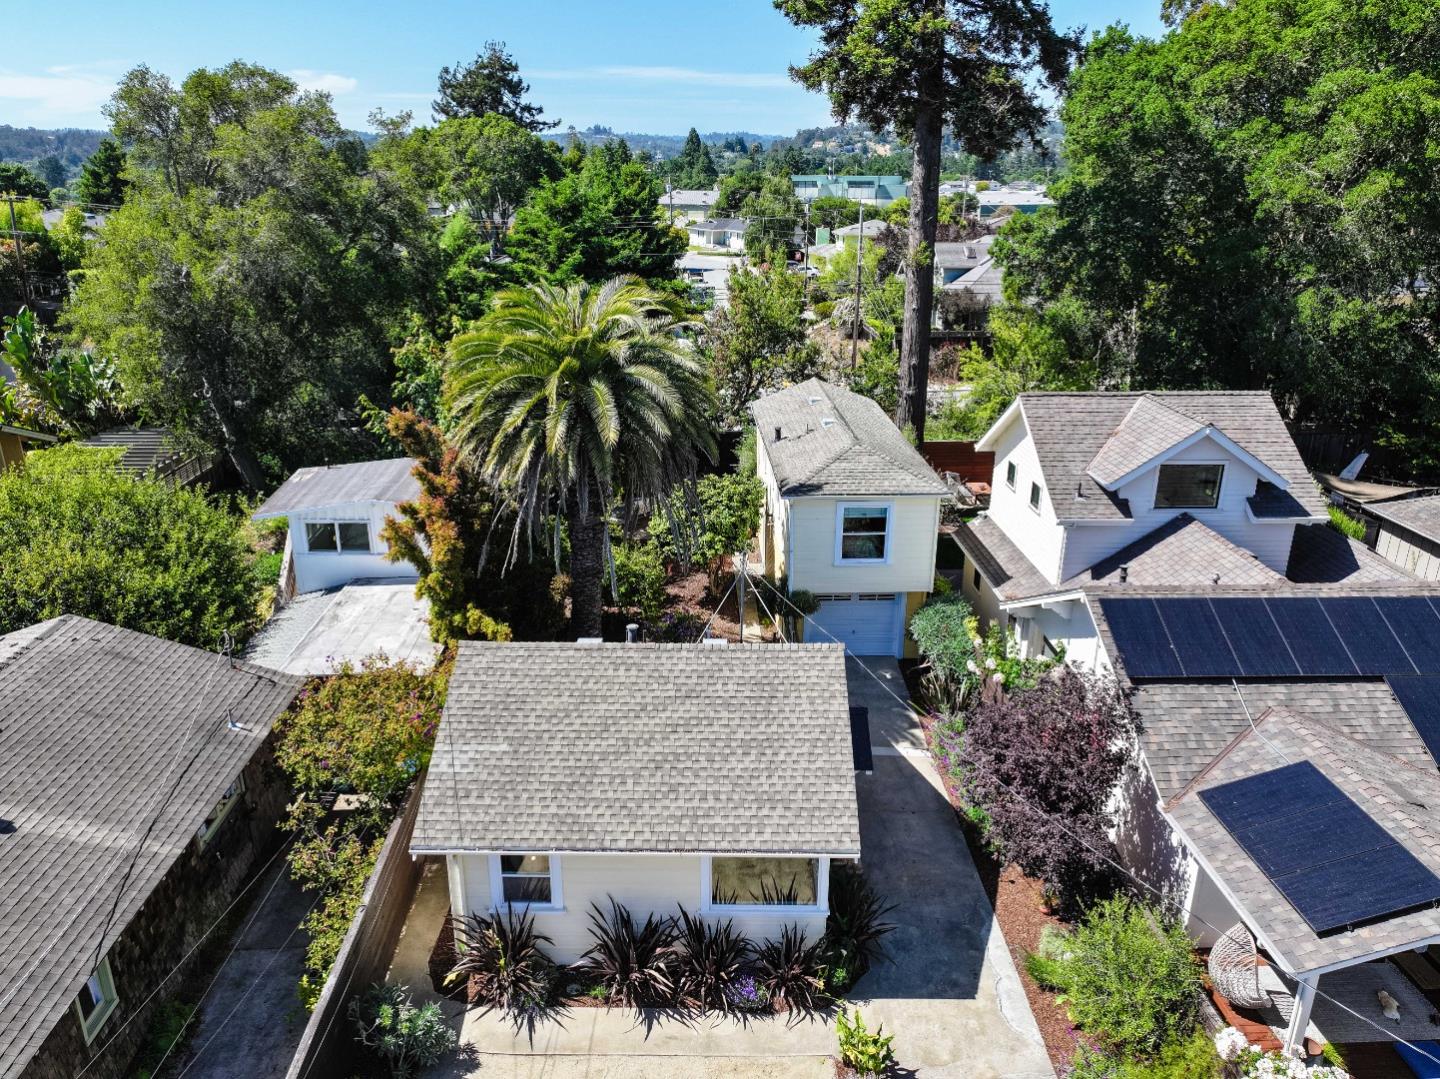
785, 495, 940, 594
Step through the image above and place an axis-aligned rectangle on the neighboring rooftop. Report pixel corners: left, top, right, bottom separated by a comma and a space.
242, 579, 437, 676
0, 616, 300, 1076
661, 188, 719, 208
934, 235, 995, 270
413, 642, 860, 856
750, 378, 948, 498
688, 217, 748, 233
939, 258, 1004, 304
252, 458, 419, 519
80, 425, 213, 483
1367, 494, 1440, 546
983, 392, 1328, 522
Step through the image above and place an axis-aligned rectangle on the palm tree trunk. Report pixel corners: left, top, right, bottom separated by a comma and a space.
897, 59, 944, 443
567, 501, 606, 640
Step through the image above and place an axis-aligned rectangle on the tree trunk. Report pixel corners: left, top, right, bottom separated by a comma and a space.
898, 84, 944, 444
200, 373, 265, 490
567, 500, 606, 640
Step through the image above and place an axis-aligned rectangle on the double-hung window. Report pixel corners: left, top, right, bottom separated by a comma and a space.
1154, 464, 1224, 509
704, 856, 826, 912
195, 773, 246, 848
1029, 482, 1042, 512
490, 854, 562, 911
304, 521, 371, 553
74, 956, 118, 1044
836, 504, 890, 563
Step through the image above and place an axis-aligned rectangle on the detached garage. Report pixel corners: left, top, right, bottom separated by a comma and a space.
808, 593, 905, 657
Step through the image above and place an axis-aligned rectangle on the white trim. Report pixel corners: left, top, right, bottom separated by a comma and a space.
700, 855, 830, 915
974, 397, 1025, 452
1028, 482, 1043, 514
73, 955, 119, 1044
1005, 460, 1017, 490
446, 854, 469, 922
299, 519, 374, 555
1093, 426, 1290, 493
194, 771, 246, 848
1244, 503, 1328, 525
833, 502, 893, 565
488, 853, 564, 913
414, 846, 859, 858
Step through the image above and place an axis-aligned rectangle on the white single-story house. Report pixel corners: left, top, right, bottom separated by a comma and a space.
749, 378, 949, 657
660, 188, 719, 223
252, 457, 420, 597
411, 641, 861, 963
685, 217, 747, 251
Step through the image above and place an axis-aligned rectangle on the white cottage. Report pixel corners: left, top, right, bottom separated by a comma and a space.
411, 641, 862, 963
252, 458, 420, 597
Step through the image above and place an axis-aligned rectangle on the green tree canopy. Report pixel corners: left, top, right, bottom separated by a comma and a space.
670, 128, 719, 189
74, 137, 129, 206
0, 445, 258, 647
739, 174, 804, 259
0, 162, 47, 199
445, 276, 717, 638
707, 261, 820, 421
433, 41, 555, 130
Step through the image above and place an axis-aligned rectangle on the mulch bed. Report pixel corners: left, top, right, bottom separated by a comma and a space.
917, 709, 1083, 1073
660, 568, 777, 644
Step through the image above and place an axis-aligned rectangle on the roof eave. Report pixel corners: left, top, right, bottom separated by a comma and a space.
974, 397, 1025, 451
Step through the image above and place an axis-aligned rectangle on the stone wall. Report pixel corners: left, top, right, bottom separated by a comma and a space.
21, 737, 291, 1079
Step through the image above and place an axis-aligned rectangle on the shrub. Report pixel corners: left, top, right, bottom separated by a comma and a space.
651, 471, 763, 591
937, 668, 1136, 908
349, 983, 456, 1078
814, 300, 835, 319
292, 827, 383, 1009
1046, 897, 1202, 1057
836, 1007, 896, 1077
822, 863, 896, 991
577, 899, 679, 1008
723, 972, 771, 1012
0, 444, 259, 648
131, 999, 197, 1079
611, 538, 669, 619
755, 924, 830, 1015
447, 906, 557, 1013
643, 610, 708, 642
908, 593, 976, 711
673, 907, 752, 1013
1327, 504, 1366, 540
1023, 924, 1071, 989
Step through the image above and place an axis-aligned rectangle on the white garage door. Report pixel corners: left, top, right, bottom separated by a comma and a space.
809, 593, 903, 656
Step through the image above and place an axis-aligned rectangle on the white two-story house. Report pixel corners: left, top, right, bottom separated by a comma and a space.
749, 378, 948, 657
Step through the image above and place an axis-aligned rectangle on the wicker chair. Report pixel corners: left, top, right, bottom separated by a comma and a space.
1209, 923, 1271, 1010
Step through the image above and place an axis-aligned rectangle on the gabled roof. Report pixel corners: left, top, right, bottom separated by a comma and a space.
1086, 396, 1206, 487
1368, 493, 1440, 546
689, 217, 748, 232
749, 378, 948, 497
939, 258, 1004, 304
933, 235, 994, 269
978, 392, 1328, 522
413, 642, 860, 856
0, 617, 300, 1075
1167, 708, 1440, 973
252, 458, 419, 519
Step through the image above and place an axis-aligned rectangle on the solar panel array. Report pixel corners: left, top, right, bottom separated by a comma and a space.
1200, 761, 1440, 934
1386, 675, 1440, 767
1099, 595, 1440, 679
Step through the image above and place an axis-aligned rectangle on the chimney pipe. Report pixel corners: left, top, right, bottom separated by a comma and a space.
774, 425, 783, 442
1119, 564, 1129, 583
625, 622, 639, 643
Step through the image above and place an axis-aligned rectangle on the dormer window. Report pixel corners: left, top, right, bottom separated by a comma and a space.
1155, 464, 1223, 509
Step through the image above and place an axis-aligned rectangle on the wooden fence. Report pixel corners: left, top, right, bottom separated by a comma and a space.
920, 440, 995, 484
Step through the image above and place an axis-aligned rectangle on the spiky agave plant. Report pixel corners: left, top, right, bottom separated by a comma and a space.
576, 898, 679, 1008
673, 906, 752, 1013
755, 924, 831, 1015
446, 905, 556, 1013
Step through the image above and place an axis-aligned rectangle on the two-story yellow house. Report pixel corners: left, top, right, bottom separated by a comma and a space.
749, 378, 948, 657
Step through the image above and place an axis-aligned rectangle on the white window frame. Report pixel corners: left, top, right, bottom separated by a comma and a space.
194, 772, 246, 848
700, 856, 830, 916
834, 502, 893, 565
301, 519, 373, 555
487, 853, 564, 913
73, 955, 119, 1044
1152, 461, 1226, 510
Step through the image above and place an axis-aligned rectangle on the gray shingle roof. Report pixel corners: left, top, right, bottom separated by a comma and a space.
690, 217, 748, 232
1135, 681, 1433, 802
750, 378, 948, 497
948, 516, 1051, 601
1168, 708, 1440, 973
79, 426, 206, 478
413, 642, 860, 856
933, 236, 994, 270
0, 617, 300, 1076
1008, 392, 1328, 522
252, 458, 419, 519
1368, 494, 1440, 546
1286, 523, 1417, 584
1086, 396, 1204, 487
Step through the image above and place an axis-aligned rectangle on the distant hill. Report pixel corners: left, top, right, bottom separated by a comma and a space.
544, 127, 785, 158
0, 126, 107, 177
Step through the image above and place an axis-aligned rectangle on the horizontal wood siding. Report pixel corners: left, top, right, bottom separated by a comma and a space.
786, 496, 940, 594
986, 415, 1064, 583
288, 500, 418, 594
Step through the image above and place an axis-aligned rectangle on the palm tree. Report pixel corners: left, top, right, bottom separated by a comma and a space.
445, 275, 717, 639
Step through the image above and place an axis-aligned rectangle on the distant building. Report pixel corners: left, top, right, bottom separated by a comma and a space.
977, 185, 1053, 218
685, 217, 747, 252
791, 175, 908, 207
659, 188, 719, 224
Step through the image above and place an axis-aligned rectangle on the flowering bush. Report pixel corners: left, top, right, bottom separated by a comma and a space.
1214, 1029, 1347, 1079
909, 596, 1055, 714
723, 972, 770, 1012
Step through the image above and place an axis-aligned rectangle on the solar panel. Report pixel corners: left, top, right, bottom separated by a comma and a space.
1323, 596, 1417, 674
1212, 598, 1300, 678
1386, 675, 1440, 767
1264, 598, 1360, 677
1374, 598, 1440, 674
1099, 599, 1183, 678
1200, 761, 1440, 934
1152, 598, 1240, 677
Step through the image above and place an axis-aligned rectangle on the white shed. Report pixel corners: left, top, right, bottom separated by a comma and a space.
252, 458, 421, 596
1367, 493, 1440, 582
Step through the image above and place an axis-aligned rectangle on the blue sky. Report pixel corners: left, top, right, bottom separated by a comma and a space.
5, 0, 1165, 135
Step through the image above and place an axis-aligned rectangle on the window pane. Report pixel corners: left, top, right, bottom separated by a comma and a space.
337, 522, 370, 552
305, 522, 337, 551
841, 534, 886, 560
1155, 464, 1223, 508
1006, 462, 1016, 487
1029, 483, 1041, 508
502, 876, 552, 903
76, 976, 103, 1019
842, 508, 887, 534
500, 854, 550, 875
711, 857, 817, 905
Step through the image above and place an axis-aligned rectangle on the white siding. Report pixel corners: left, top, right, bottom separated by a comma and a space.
786, 495, 940, 594
450, 853, 828, 964
985, 413, 1065, 583
1057, 439, 1298, 579
288, 499, 417, 594
1376, 523, 1440, 582
1012, 599, 1111, 674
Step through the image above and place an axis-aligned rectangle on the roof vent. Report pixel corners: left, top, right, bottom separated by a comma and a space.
821, 417, 836, 428
625, 623, 640, 643
774, 425, 783, 442
1118, 564, 1129, 583
577, 637, 603, 646
807, 395, 822, 405
702, 637, 728, 647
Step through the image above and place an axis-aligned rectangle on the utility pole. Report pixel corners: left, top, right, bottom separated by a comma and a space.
850, 199, 865, 369
665, 181, 674, 223
801, 200, 812, 302
4, 195, 31, 306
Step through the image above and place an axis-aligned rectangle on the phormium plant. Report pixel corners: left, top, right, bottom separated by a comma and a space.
673, 906, 752, 1013
755, 924, 830, 1015
822, 862, 896, 991
447, 905, 557, 1013
576, 899, 679, 1008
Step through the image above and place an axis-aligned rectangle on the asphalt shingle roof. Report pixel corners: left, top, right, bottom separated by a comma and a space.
252, 458, 419, 519
1086, 396, 1205, 488
0, 617, 300, 1077
79, 426, 205, 479
750, 379, 948, 498
413, 642, 861, 856
1286, 523, 1417, 584
1012, 392, 1327, 522
1368, 494, 1440, 546
1168, 708, 1440, 973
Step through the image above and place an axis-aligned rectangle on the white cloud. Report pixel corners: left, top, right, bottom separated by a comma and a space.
288, 69, 359, 96
531, 65, 794, 90
0, 66, 117, 119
